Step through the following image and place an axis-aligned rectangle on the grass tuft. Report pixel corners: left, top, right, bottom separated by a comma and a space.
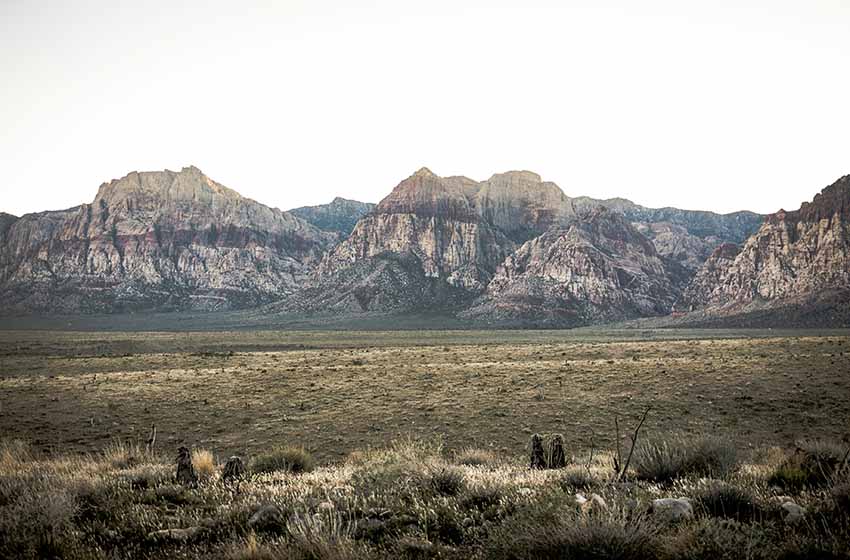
455, 447, 499, 467
191, 448, 216, 482
250, 446, 314, 475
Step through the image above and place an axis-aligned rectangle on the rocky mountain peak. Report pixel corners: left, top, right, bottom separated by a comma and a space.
93, 166, 242, 209
485, 170, 543, 184
413, 166, 438, 178
0, 168, 334, 313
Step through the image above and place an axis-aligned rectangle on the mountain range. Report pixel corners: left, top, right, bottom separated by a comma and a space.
1, 166, 847, 327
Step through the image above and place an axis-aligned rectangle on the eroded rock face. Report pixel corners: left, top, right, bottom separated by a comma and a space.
462, 208, 679, 326
475, 171, 576, 243
684, 175, 850, 309
0, 166, 335, 313
284, 251, 475, 314
633, 222, 720, 273
573, 197, 763, 278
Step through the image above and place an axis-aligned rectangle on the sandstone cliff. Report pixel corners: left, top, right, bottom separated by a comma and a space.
684, 175, 850, 315
462, 207, 679, 326
0, 167, 335, 313
316, 168, 540, 295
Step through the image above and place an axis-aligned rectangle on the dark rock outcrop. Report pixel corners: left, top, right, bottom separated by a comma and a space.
572, 197, 763, 244
290, 197, 375, 236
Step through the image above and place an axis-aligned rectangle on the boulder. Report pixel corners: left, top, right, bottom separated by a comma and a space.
248, 504, 285, 532
146, 527, 202, 542
781, 501, 806, 524
650, 497, 694, 522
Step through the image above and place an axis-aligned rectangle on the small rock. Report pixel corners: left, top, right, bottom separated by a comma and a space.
589, 493, 608, 511
781, 501, 806, 524
650, 497, 694, 522
518, 487, 533, 496
248, 504, 285, 532
146, 527, 202, 542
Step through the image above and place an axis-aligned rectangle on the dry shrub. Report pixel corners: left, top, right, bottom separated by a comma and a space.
633, 437, 739, 483
690, 481, 766, 523
288, 509, 361, 560
667, 518, 772, 560
0, 479, 78, 558
430, 466, 465, 496
251, 446, 315, 475
0, 439, 33, 471
768, 439, 849, 491
102, 440, 148, 470
227, 533, 280, 560
558, 468, 598, 492
347, 436, 442, 469
485, 500, 661, 560
191, 448, 217, 481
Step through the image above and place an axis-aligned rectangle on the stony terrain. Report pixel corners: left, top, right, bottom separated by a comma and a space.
0, 167, 335, 313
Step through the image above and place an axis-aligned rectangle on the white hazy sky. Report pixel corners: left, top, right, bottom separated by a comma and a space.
1, 0, 849, 216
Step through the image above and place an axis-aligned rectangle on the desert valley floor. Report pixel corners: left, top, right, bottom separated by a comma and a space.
2, 328, 849, 462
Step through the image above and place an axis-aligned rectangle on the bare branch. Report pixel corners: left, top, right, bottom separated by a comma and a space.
619, 406, 651, 482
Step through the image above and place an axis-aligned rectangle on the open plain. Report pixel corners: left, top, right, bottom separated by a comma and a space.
2, 328, 849, 462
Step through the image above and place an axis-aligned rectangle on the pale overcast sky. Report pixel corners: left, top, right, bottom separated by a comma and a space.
1, 0, 848, 216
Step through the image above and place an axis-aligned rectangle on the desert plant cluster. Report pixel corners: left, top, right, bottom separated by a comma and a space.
1, 433, 849, 559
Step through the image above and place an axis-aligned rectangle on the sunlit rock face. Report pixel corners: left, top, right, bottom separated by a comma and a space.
0, 166, 336, 313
